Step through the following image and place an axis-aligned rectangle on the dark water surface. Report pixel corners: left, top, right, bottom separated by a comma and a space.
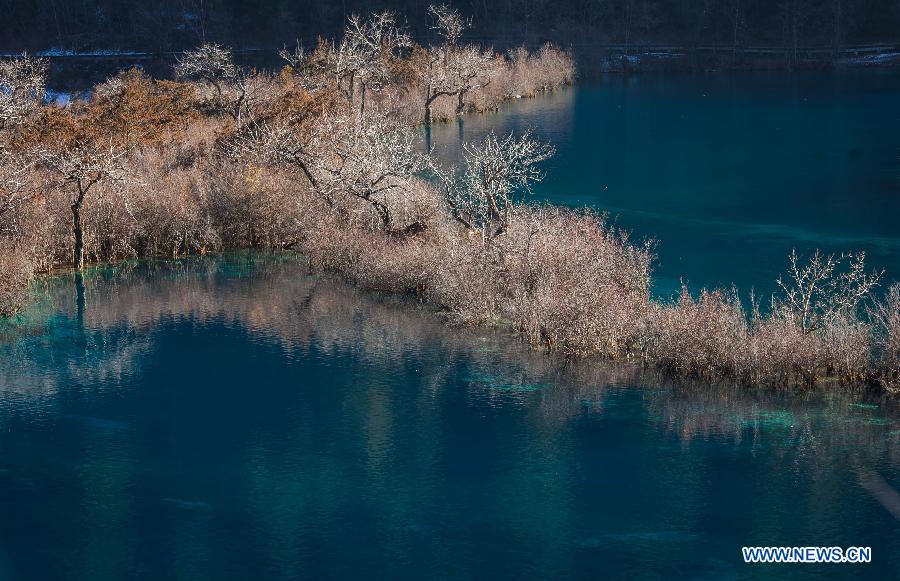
430, 70, 900, 297
0, 257, 898, 580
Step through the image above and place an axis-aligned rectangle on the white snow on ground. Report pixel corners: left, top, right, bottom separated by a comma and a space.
43, 90, 72, 105
0, 48, 150, 57
43, 90, 90, 105
843, 51, 900, 65
35, 48, 148, 57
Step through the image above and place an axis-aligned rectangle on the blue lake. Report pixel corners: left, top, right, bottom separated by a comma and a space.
430, 70, 900, 297
0, 257, 898, 580
2, 70, 900, 580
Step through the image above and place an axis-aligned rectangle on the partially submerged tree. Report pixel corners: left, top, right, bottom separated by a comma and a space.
429, 3, 469, 47
0, 53, 47, 131
420, 5, 492, 123
774, 249, 883, 334
449, 45, 494, 116
40, 141, 130, 270
318, 11, 413, 114
433, 130, 554, 239
419, 44, 493, 124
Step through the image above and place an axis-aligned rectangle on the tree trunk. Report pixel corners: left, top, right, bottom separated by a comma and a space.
74, 270, 85, 321
832, 0, 842, 61
731, 0, 741, 68
72, 191, 85, 271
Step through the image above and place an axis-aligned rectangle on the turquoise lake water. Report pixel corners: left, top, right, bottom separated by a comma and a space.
0, 257, 898, 580
430, 70, 900, 298
1, 71, 900, 579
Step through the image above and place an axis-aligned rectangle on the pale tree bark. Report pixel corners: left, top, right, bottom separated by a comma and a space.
39, 141, 130, 271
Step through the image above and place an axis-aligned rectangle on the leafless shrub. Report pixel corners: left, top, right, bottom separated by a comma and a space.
869, 284, 900, 392
0, 243, 31, 316
91, 71, 129, 102
533, 44, 577, 89
648, 287, 749, 378
0, 53, 47, 131
0, 148, 38, 230
774, 249, 882, 333
500, 207, 653, 356
425, 234, 505, 326
471, 44, 575, 111
820, 314, 873, 383
124, 148, 217, 257
748, 313, 825, 385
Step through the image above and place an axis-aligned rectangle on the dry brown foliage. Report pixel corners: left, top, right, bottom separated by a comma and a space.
0, 32, 895, 395
0, 242, 31, 316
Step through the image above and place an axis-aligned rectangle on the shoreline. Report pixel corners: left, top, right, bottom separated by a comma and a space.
1, 18, 897, 396
6, 250, 898, 408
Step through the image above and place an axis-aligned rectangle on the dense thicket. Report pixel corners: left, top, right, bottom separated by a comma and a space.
1, 0, 897, 54
0, 6, 897, 395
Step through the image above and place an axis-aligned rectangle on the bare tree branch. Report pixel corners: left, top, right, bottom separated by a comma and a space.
774, 249, 883, 333
432, 130, 554, 238
39, 139, 132, 270
0, 53, 47, 131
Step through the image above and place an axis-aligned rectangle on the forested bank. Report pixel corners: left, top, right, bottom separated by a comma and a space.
3, 0, 899, 88
1, 5, 897, 394
2, 0, 898, 57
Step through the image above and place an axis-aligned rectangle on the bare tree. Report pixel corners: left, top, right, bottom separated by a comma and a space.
0, 53, 47, 131
419, 5, 492, 125
318, 111, 426, 230
432, 130, 554, 239
278, 41, 307, 75
725, 0, 744, 66
40, 141, 130, 270
831, 0, 843, 59
450, 46, 494, 116
0, 149, 38, 230
174, 44, 266, 125
334, 11, 413, 115
179, 0, 218, 44
868, 283, 900, 390
420, 44, 493, 124
774, 249, 883, 333
231, 109, 425, 232
429, 3, 470, 47
228, 114, 321, 196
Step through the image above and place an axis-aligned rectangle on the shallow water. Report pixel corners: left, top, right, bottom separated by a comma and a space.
0, 257, 898, 580
429, 70, 900, 297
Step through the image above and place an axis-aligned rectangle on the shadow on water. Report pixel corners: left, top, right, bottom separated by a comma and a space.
0, 255, 898, 579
